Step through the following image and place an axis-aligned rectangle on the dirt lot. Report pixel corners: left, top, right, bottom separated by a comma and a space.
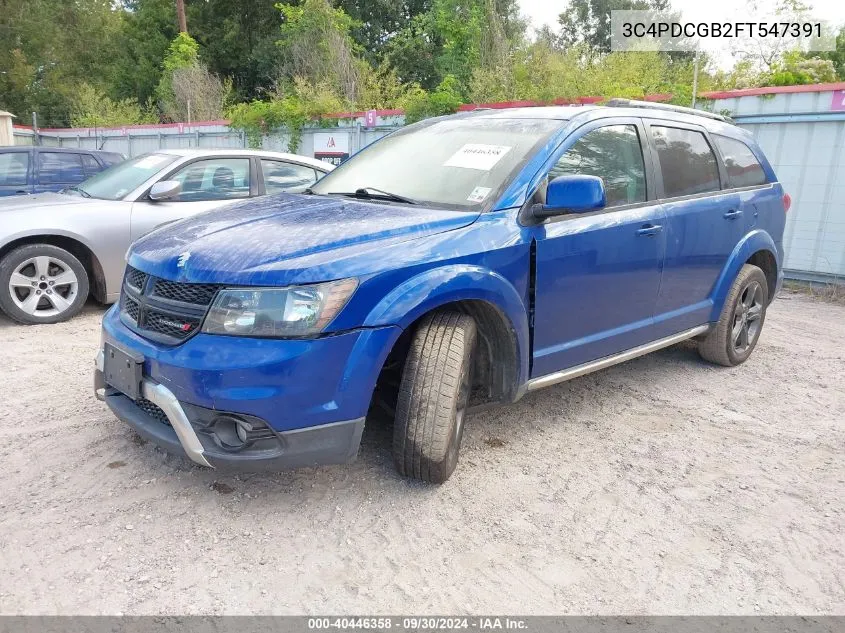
0, 292, 842, 615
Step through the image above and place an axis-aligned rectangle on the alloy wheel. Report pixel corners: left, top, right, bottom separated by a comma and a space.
8, 256, 80, 319
731, 280, 763, 354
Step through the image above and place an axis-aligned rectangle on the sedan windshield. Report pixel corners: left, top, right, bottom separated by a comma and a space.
75, 153, 179, 200
310, 117, 562, 210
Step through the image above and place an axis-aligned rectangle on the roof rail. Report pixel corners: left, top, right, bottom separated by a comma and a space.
606, 98, 733, 123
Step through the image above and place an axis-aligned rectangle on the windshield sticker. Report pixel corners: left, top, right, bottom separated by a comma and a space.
134, 155, 170, 169
467, 186, 492, 203
444, 144, 512, 171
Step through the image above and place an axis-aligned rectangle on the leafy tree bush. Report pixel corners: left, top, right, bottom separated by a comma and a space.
70, 84, 157, 127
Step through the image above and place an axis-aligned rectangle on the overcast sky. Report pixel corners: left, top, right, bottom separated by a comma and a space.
518, 0, 845, 69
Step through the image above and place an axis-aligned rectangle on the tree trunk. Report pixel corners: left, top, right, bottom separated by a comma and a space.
175, 0, 188, 33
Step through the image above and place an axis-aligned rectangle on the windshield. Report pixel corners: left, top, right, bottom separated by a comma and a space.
310, 117, 562, 209
75, 153, 179, 200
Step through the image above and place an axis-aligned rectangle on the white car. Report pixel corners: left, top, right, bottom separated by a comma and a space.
0, 149, 333, 324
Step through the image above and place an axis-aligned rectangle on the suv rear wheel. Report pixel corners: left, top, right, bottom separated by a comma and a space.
698, 263, 769, 366
392, 310, 477, 484
0, 244, 89, 325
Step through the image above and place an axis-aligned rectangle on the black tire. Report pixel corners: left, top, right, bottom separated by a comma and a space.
698, 263, 769, 367
0, 244, 89, 325
392, 311, 477, 484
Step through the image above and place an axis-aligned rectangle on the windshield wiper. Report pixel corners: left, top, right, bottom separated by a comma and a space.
63, 185, 91, 198
328, 187, 418, 205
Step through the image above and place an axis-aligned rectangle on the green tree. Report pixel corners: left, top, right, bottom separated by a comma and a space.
110, 0, 179, 107
186, 0, 288, 101
276, 0, 361, 102
0, 0, 124, 126
557, 0, 669, 53
336, 0, 432, 66
810, 26, 845, 80
71, 84, 157, 127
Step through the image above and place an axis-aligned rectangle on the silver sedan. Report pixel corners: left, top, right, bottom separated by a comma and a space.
0, 149, 333, 324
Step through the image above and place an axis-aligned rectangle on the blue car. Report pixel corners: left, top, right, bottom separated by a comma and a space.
0, 146, 124, 196
95, 100, 788, 483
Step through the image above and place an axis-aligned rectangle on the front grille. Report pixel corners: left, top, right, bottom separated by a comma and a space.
136, 398, 170, 426
120, 266, 220, 345
126, 268, 148, 292
153, 280, 219, 305
123, 296, 140, 322
143, 309, 202, 338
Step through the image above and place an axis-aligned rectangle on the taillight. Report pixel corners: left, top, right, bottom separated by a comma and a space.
783, 193, 792, 213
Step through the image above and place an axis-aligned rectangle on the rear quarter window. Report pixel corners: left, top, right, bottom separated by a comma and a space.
713, 135, 768, 188
651, 126, 721, 198
0, 152, 30, 186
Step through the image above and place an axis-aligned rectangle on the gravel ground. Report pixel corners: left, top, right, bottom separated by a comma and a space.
0, 292, 842, 615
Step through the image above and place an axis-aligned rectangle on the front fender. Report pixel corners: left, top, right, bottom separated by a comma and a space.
363, 264, 530, 389
710, 230, 779, 321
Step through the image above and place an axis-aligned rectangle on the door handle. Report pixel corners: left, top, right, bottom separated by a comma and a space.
636, 224, 663, 237
723, 209, 743, 220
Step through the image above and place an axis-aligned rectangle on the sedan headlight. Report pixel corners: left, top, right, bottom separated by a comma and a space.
202, 278, 357, 338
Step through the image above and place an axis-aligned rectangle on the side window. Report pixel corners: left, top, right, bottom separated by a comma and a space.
261, 160, 318, 194
548, 124, 646, 208
650, 126, 720, 198
0, 152, 30, 186
168, 158, 250, 201
81, 154, 103, 176
39, 152, 85, 184
713, 135, 768, 188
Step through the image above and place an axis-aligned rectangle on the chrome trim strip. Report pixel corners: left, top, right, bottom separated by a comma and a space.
140, 381, 213, 468
526, 325, 710, 392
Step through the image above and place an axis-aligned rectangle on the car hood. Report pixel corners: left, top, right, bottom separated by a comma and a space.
128, 193, 480, 285
0, 192, 88, 211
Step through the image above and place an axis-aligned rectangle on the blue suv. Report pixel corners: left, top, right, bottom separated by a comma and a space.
95, 100, 787, 483
0, 147, 124, 196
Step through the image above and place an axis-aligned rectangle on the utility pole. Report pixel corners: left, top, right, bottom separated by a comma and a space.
31, 112, 40, 146
691, 50, 700, 109
175, 0, 188, 33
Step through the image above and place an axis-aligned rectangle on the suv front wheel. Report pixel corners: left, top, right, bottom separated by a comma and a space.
0, 244, 89, 325
698, 263, 769, 366
392, 310, 477, 484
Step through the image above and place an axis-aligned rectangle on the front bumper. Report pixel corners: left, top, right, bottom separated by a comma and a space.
95, 305, 400, 471
96, 351, 365, 470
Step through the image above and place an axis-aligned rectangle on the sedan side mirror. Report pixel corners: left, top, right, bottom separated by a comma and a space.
149, 180, 182, 201
531, 175, 606, 220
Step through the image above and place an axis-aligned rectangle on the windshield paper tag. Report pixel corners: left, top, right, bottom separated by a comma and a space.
467, 186, 492, 203
444, 144, 511, 171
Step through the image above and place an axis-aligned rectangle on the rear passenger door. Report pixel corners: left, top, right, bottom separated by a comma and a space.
260, 159, 321, 194
645, 121, 741, 338
34, 151, 88, 193
531, 119, 667, 377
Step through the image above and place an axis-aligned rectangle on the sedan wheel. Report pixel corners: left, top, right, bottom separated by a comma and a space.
0, 245, 89, 324
9, 256, 80, 318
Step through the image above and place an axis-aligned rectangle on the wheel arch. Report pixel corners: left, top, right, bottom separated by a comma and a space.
364, 265, 530, 405
710, 230, 780, 321
0, 233, 107, 303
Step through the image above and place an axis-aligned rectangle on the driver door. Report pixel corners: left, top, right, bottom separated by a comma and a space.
130, 156, 254, 242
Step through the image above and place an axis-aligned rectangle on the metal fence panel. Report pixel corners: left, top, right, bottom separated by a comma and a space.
740, 118, 845, 280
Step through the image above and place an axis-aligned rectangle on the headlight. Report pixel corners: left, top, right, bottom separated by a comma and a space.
202, 278, 357, 338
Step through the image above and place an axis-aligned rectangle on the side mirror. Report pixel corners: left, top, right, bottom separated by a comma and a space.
532, 175, 606, 220
149, 180, 182, 201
